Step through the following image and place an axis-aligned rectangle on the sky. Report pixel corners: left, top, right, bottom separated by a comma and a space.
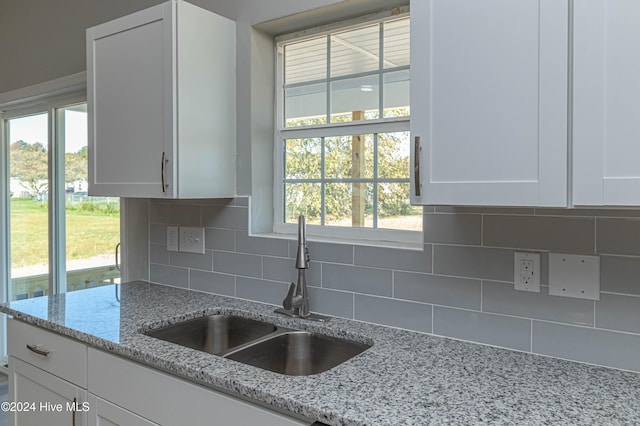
7, 109, 88, 154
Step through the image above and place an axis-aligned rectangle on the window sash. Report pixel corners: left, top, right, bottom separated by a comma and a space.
274, 10, 416, 245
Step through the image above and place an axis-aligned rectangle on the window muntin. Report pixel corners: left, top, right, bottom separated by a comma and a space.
276, 11, 419, 242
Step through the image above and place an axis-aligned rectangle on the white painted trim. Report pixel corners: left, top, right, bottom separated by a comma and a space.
275, 6, 410, 43
0, 115, 8, 360
0, 72, 86, 110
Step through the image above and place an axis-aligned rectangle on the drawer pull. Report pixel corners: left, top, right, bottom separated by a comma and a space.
26, 344, 50, 357
161, 151, 166, 193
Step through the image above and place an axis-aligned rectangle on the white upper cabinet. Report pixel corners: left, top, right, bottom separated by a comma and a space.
87, 0, 236, 198
411, 0, 569, 206
573, 0, 640, 206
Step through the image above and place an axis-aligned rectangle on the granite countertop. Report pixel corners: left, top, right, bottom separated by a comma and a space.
2, 281, 640, 425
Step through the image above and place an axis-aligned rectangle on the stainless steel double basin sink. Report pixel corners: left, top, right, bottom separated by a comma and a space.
144, 315, 371, 376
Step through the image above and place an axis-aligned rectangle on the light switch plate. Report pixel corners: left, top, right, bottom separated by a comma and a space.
166, 226, 179, 252
179, 227, 205, 254
549, 253, 600, 300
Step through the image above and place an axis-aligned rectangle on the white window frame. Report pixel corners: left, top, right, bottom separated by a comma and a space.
273, 7, 420, 247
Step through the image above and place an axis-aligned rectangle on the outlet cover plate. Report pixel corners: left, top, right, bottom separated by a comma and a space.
549, 253, 600, 300
514, 251, 540, 292
166, 226, 179, 252
179, 227, 205, 254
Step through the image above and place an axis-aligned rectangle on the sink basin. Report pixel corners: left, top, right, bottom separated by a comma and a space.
144, 315, 277, 355
225, 331, 371, 376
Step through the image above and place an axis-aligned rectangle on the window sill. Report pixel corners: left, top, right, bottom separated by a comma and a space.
250, 230, 425, 251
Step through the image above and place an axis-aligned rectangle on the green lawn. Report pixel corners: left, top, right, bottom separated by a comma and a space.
10, 198, 120, 268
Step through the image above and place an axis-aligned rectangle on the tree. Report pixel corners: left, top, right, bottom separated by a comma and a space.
65, 146, 88, 184
10, 140, 48, 197
284, 108, 418, 226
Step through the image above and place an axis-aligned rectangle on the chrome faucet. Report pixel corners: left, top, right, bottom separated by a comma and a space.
275, 215, 329, 322
282, 215, 310, 317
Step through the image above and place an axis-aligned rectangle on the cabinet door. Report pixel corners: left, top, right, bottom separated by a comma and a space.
9, 357, 86, 426
87, 2, 174, 198
410, 0, 568, 206
88, 395, 157, 426
88, 348, 311, 426
573, 0, 640, 205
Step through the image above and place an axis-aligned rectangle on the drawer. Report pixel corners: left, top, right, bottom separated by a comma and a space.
7, 318, 87, 388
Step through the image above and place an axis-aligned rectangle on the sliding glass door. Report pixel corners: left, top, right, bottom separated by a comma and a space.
58, 104, 121, 293
4, 99, 120, 300
7, 113, 50, 300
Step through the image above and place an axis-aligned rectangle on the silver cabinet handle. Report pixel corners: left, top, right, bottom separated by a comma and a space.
161, 152, 166, 193
414, 136, 421, 197
26, 344, 50, 357
115, 242, 121, 271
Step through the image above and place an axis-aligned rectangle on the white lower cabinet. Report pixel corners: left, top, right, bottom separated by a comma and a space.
9, 357, 87, 426
88, 394, 157, 426
6, 319, 312, 426
87, 348, 310, 426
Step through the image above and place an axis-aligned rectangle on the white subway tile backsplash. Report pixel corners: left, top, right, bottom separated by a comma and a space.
322, 263, 392, 297
169, 250, 213, 271
423, 213, 482, 245
236, 277, 289, 306
435, 206, 535, 215
150, 264, 189, 288
433, 306, 531, 351
308, 287, 354, 319
236, 232, 288, 257
204, 228, 235, 251
483, 215, 595, 253
300, 241, 354, 264
212, 250, 261, 278
190, 270, 235, 296
434, 245, 513, 282
146, 199, 640, 373
355, 294, 432, 333
600, 256, 640, 296
263, 256, 321, 286
203, 205, 248, 230
354, 245, 432, 273
483, 281, 594, 326
150, 203, 201, 226
596, 293, 640, 334
597, 218, 640, 256
150, 243, 169, 264
150, 224, 167, 244
533, 321, 640, 372
394, 272, 481, 310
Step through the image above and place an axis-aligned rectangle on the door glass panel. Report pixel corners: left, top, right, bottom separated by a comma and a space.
8, 113, 49, 300
59, 104, 120, 293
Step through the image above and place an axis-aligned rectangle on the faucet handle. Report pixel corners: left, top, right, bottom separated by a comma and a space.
282, 282, 296, 310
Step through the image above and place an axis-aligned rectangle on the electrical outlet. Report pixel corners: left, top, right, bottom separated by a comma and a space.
166, 226, 179, 252
514, 251, 540, 293
179, 227, 205, 254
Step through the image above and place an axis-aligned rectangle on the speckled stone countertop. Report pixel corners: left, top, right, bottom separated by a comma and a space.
2, 281, 640, 425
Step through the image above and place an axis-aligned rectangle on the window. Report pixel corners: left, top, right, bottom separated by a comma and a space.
274, 8, 421, 244
3, 96, 121, 301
